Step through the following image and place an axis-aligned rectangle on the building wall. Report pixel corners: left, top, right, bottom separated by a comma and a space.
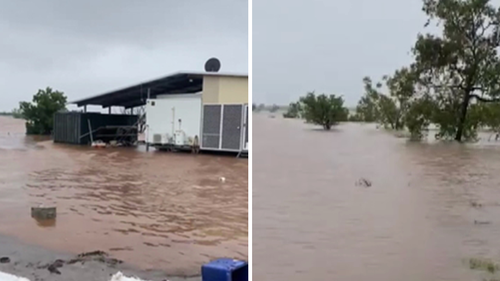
201, 75, 248, 104
156, 92, 201, 99
202, 76, 220, 104
218, 76, 248, 104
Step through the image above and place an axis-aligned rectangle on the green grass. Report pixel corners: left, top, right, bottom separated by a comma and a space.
469, 258, 499, 274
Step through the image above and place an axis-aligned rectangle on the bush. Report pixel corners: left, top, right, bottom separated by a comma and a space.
299, 92, 349, 130
19, 87, 67, 135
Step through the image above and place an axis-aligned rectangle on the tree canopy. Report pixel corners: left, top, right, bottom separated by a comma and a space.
355, 0, 500, 141
19, 87, 67, 135
282, 101, 302, 119
299, 92, 349, 130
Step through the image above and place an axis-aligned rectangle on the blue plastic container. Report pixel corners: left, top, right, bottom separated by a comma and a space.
201, 258, 248, 281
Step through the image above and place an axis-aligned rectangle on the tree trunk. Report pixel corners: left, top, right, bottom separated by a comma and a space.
324, 123, 331, 130
455, 92, 471, 142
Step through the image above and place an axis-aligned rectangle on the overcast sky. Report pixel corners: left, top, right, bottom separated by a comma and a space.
253, 0, 428, 107
0, 0, 248, 111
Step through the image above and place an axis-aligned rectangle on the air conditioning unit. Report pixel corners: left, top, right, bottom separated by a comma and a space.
174, 131, 185, 146
153, 134, 162, 144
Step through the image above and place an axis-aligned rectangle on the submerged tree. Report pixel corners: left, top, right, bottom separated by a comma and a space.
19, 87, 67, 135
283, 101, 302, 118
11, 108, 23, 119
479, 102, 500, 132
356, 68, 421, 132
354, 0, 500, 141
355, 77, 381, 123
412, 0, 500, 141
299, 92, 349, 130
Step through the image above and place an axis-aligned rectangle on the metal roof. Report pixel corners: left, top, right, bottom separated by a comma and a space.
70, 71, 248, 108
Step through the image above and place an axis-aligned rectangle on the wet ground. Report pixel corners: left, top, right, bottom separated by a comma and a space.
0, 116, 248, 277
253, 113, 500, 281
0, 233, 199, 281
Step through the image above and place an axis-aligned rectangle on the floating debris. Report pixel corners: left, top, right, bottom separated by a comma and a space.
37, 250, 123, 276
68, 250, 123, 266
474, 220, 491, 225
91, 140, 107, 148
31, 206, 56, 220
355, 178, 372, 187
0, 257, 10, 263
219, 177, 226, 183
47, 259, 64, 274
470, 201, 483, 208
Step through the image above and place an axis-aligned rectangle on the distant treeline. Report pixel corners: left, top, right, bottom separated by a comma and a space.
0, 109, 24, 119
252, 103, 286, 113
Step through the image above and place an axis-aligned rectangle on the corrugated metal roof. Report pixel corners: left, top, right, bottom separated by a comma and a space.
70, 71, 248, 108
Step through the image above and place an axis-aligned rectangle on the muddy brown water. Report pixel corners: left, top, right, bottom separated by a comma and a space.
253, 113, 500, 281
0, 116, 247, 276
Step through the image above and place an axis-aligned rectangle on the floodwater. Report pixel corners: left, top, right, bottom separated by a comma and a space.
0, 116, 247, 276
253, 113, 500, 281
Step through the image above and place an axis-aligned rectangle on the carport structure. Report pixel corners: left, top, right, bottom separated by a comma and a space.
71, 72, 205, 111
63, 71, 249, 154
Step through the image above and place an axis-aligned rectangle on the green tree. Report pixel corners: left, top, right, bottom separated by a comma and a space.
404, 95, 434, 140
348, 113, 363, 122
19, 87, 67, 135
299, 91, 349, 130
11, 108, 23, 119
283, 101, 302, 118
355, 77, 381, 122
478, 102, 500, 132
356, 69, 418, 131
411, 0, 500, 141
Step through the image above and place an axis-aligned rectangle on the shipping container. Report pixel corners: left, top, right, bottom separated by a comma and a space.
145, 93, 202, 148
53, 112, 138, 145
144, 94, 247, 153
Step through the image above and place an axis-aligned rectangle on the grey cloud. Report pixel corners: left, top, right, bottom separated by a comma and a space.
0, 0, 248, 111
253, 0, 427, 106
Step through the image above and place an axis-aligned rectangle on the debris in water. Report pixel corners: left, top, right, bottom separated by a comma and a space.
0, 257, 10, 263
91, 140, 107, 148
470, 201, 483, 208
38, 251, 123, 276
219, 177, 226, 183
355, 178, 372, 187
47, 259, 64, 274
474, 220, 491, 225
31, 206, 56, 220
68, 250, 123, 266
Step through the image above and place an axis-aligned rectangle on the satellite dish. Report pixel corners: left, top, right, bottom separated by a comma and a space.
205, 58, 221, 72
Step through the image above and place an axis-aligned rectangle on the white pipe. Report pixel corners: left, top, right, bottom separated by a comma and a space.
88, 119, 94, 144
171, 107, 175, 135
